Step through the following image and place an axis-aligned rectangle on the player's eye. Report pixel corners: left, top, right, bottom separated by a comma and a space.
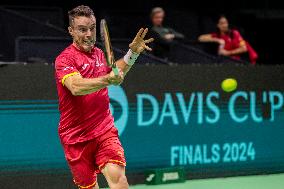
78, 28, 87, 33
90, 26, 96, 31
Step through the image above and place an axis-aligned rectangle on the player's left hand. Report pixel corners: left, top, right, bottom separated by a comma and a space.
129, 28, 154, 53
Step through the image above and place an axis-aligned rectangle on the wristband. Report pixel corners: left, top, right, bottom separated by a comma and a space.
123, 49, 139, 66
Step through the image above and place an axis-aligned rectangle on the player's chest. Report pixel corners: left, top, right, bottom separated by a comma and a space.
74, 54, 108, 78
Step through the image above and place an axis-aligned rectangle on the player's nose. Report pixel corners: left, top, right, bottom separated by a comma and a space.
86, 29, 92, 37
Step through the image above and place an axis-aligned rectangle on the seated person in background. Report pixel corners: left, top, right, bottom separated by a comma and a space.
149, 7, 185, 59
198, 15, 257, 64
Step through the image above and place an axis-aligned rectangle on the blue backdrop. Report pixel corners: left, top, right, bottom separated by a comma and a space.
0, 64, 284, 177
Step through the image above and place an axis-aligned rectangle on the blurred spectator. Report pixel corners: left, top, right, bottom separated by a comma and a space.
198, 15, 258, 64
149, 7, 185, 59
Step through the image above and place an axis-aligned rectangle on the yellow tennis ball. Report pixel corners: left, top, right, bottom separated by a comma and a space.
221, 78, 237, 92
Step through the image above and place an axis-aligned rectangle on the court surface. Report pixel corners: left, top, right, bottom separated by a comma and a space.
103, 173, 284, 189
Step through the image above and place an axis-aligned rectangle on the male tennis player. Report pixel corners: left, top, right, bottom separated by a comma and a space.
55, 5, 153, 189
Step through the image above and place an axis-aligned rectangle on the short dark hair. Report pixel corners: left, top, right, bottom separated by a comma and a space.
68, 5, 95, 26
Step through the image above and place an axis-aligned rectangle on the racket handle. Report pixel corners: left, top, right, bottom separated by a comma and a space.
112, 67, 119, 76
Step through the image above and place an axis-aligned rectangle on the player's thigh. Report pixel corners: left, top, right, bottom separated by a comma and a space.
95, 127, 126, 171
63, 142, 97, 189
101, 163, 128, 187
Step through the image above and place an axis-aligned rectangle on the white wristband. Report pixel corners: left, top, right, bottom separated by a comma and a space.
123, 49, 140, 66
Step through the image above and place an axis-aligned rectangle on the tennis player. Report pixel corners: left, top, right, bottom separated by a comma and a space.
55, 5, 153, 189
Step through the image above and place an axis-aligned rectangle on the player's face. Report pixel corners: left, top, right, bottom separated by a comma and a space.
152, 12, 164, 26
69, 15, 96, 52
217, 17, 229, 33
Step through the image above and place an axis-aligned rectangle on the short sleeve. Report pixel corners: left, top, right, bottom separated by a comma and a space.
55, 56, 80, 86
233, 30, 246, 47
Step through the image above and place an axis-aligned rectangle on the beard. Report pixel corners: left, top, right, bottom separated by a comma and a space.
74, 36, 96, 52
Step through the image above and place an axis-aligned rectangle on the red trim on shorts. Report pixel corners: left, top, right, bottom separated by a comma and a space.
74, 179, 96, 189
98, 159, 126, 171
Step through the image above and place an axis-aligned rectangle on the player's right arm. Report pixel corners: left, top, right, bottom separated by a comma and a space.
56, 55, 123, 96
63, 70, 123, 96
63, 74, 107, 96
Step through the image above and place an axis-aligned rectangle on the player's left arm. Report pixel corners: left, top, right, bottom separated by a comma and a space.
115, 28, 154, 76
115, 58, 132, 76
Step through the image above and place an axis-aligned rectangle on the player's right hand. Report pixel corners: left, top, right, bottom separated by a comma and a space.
107, 69, 124, 85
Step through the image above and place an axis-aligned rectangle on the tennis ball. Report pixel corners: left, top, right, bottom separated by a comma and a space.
221, 78, 237, 92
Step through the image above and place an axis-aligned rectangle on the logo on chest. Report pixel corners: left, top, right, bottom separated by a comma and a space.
82, 63, 90, 70
80, 60, 103, 71
85, 57, 104, 68
95, 61, 104, 67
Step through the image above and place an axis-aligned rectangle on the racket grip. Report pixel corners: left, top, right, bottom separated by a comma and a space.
113, 67, 119, 75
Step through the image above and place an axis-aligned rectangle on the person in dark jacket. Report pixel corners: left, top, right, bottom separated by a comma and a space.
149, 7, 185, 59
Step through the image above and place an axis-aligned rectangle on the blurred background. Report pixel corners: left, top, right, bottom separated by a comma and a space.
2, 0, 284, 64
1, 0, 284, 188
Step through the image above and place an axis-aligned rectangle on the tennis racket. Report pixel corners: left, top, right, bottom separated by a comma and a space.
100, 19, 119, 75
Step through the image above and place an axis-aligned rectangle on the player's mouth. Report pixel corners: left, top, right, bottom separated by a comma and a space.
83, 39, 95, 46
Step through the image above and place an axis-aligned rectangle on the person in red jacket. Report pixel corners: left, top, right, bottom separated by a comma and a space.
198, 15, 258, 64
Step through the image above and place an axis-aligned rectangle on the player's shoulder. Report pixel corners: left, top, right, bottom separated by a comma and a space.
55, 44, 77, 64
56, 44, 75, 58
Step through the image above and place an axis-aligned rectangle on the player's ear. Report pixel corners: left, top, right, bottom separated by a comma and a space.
68, 26, 74, 37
